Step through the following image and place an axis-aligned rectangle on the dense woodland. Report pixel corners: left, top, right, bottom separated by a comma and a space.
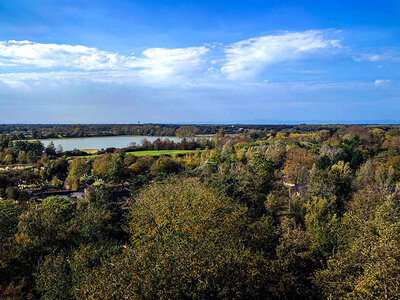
2, 125, 400, 298
1, 123, 398, 139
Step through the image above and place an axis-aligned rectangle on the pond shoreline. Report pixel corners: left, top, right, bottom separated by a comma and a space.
38, 135, 184, 151
27, 134, 178, 141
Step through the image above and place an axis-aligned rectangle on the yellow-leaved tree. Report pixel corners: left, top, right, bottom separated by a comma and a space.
75, 179, 277, 299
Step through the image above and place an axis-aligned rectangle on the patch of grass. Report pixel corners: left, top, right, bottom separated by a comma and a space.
70, 149, 200, 159
72, 154, 100, 159
126, 150, 199, 157
82, 149, 98, 154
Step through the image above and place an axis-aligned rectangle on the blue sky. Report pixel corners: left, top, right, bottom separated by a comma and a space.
0, 0, 399, 123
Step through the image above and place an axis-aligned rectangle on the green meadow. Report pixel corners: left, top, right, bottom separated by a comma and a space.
72, 149, 199, 159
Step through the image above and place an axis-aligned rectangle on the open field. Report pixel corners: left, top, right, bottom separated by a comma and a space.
82, 149, 98, 154
125, 149, 199, 156
72, 149, 199, 159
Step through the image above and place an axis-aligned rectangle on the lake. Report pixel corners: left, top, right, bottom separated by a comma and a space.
39, 136, 182, 151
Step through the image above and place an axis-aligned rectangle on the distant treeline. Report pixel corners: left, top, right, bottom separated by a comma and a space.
2, 123, 400, 140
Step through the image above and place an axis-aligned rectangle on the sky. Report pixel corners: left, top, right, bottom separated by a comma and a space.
0, 0, 400, 124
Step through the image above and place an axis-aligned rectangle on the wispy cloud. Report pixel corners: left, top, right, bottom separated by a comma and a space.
221, 30, 340, 79
354, 49, 400, 63
374, 79, 391, 86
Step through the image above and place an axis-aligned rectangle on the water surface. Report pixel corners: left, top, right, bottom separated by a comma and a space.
40, 136, 182, 151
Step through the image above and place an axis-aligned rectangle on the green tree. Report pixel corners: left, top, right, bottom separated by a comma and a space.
175, 125, 198, 137
315, 189, 400, 299
0, 199, 21, 247
4, 154, 13, 165
15, 196, 76, 254
17, 151, 26, 164
272, 217, 316, 298
65, 159, 90, 190
309, 161, 353, 215
236, 152, 276, 216
151, 156, 182, 175
5, 186, 19, 200
35, 252, 73, 300
130, 155, 154, 175
92, 154, 124, 183
45, 142, 56, 157
26, 151, 37, 164
305, 196, 339, 262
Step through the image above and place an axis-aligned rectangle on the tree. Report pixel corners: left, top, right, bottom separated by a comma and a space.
315, 190, 400, 299
0, 199, 21, 247
92, 154, 124, 182
282, 148, 315, 185
34, 188, 126, 299
56, 145, 64, 153
151, 156, 182, 175
13, 195, 76, 292
315, 155, 331, 170
92, 154, 112, 180
65, 159, 90, 190
124, 153, 137, 166
130, 155, 154, 175
230, 152, 276, 217
309, 161, 353, 215
175, 126, 198, 137
26, 151, 37, 164
317, 129, 331, 142
272, 217, 316, 298
140, 138, 152, 149
206, 149, 225, 164
386, 156, 400, 183
217, 128, 225, 137
17, 151, 26, 164
76, 179, 277, 299
35, 252, 72, 300
45, 142, 56, 157
4, 154, 13, 165
304, 196, 339, 262
41, 157, 69, 182
5, 186, 19, 200
108, 155, 124, 183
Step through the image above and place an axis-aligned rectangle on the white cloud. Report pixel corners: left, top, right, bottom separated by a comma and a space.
139, 47, 209, 76
0, 40, 208, 76
221, 30, 340, 79
0, 32, 344, 84
374, 79, 391, 86
356, 54, 382, 62
0, 40, 132, 69
354, 50, 400, 63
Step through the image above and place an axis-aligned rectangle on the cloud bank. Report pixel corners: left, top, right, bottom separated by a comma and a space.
0, 30, 399, 123
0, 40, 210, 76
0, 30, 340, 83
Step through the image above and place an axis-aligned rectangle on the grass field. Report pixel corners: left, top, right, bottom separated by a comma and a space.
82, 149, 98, 154
72, 149, 199, 159
125, 150, 198, 156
